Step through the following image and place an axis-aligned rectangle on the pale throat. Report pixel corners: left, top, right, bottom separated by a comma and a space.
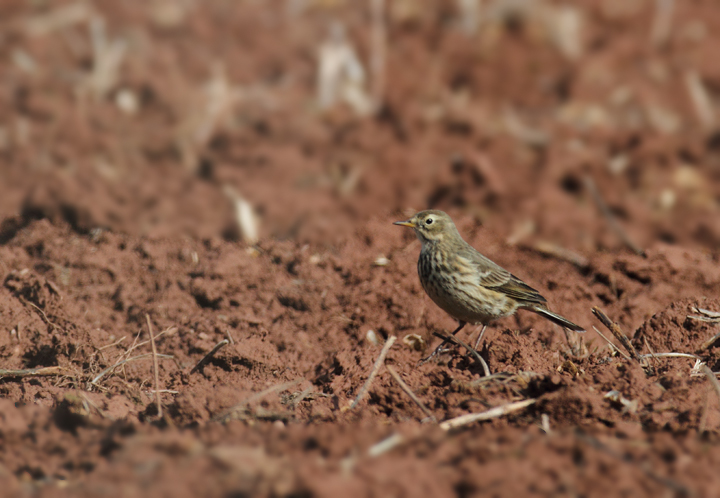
416, 231, 444, 249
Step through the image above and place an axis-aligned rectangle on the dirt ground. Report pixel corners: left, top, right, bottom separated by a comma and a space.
1, 0, 720, 496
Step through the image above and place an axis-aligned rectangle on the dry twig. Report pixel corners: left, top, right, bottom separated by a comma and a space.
591, 307, 642, 364
439, 399, 536, 430
385, 364, 436, 422
350, 336, 396, 410
584, 176, 645, 257
189, 339, 229, 374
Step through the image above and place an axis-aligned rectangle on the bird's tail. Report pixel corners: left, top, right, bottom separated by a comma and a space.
528, 305, 585, 332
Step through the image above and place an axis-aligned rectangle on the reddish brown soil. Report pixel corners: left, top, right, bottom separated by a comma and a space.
2, 1, 720, 496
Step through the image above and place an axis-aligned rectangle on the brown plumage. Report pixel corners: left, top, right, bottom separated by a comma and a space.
394, 210, 584, 358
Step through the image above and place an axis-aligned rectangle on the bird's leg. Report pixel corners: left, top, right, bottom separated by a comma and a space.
419, 322, 466, 364
473, 325, 487, 351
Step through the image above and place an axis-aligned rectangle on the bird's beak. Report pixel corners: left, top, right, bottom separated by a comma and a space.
393, 219, 416, 228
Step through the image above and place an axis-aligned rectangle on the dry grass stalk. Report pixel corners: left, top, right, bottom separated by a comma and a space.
146, 314, 162, 418
685, 71, 715, 129
120, 326, 176, 362
468, 371, 539, 388
694, 308, 720, 319
214, 379, 303, 422
96, 336, 127, 352
431, 331, 491, 377
385, 364, 436, 422
697, 331, 720, 353
20, 298, 61, 333
86, 16, 127, 100
367, 433, 405, 458
223, 185, 259, 245
439, 398, 536, 430
544, 5, 583, 61
176, 65, 274, 170
0, 366, 67, 378
90, 352, 174, 385
688, 308, 720, 352
317, 23, 373, 115
189, 339, 229, 374
592, 325, 631, 360
688, 307, 720, 323
642, 336, 658, 370
350, 336, 397, 410
540, 413, 551, 434
637, 352, 700, 361
591, 307, 642, 364
689, 315, 720, 323
584, 177, 645, 257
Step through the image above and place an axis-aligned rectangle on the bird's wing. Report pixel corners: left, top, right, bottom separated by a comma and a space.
456, 248, 547, 305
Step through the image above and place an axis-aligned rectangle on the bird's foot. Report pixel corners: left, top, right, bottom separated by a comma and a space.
418, 343, 452, 365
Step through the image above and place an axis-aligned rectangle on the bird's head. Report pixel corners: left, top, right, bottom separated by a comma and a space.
393, 210, 459, 244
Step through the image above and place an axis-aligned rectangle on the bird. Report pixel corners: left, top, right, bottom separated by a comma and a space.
394, 210, 584, 362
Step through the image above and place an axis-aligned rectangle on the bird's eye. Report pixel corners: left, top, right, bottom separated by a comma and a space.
425, 218, 433, 225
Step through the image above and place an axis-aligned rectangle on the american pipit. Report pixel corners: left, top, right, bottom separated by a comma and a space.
394, 210, 584, 361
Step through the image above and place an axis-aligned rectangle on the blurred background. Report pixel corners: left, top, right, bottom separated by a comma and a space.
1, 0, 718, 256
